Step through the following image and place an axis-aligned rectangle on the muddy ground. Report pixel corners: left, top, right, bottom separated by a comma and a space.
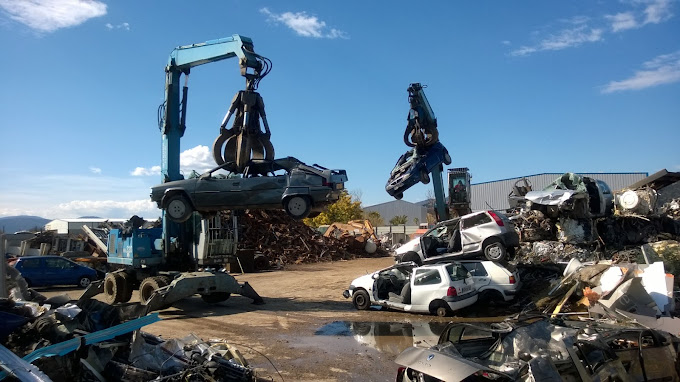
40, 257, 513, 382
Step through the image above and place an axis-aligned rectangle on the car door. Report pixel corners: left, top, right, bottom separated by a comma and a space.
44, 257, 77, 285
194, 176, 245, 209
461, 262, 490, 291
410, 268, 445, 312
16, 257, 43, 285
242, 174, 286, 207
460, 213, 494, 253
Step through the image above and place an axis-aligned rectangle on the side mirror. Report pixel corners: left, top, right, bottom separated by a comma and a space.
371, 273, 379, 280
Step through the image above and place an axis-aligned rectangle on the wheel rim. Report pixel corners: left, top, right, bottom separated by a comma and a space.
486, 244, 503, 260
167, 199, 187, 219
287, 197, 307, 216
437, 307, 447, 317
80, 277, 91, 287
355, 294, 366, 307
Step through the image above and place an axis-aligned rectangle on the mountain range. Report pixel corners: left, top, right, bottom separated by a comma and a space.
0, 215, 51, 234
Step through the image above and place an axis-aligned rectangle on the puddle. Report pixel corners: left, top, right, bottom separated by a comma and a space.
315, 320, 449, 355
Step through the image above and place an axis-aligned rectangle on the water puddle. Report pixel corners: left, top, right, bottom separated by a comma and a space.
314, 320, 449, 355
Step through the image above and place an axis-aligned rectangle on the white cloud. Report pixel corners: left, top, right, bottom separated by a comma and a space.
89, 166, 102, 174
0, 0, 106, 33
131, 145, 215, 177
602, 50, 680, 93
131, 166, 161, 176
106, 21, 129, 31
511, 25, 603, 56
606, 12, 639, 32
643, 0, 673, 24
260, 7, 348, 39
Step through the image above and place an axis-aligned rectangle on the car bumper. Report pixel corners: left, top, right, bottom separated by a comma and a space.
343, 286, 356, 299
443, 291, 478, 310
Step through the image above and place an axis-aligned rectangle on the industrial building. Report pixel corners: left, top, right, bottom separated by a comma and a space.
44, 218, 127, 235
469, 172, 648, 211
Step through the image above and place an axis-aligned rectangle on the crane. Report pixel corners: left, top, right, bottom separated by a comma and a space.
82, 35, 271, 310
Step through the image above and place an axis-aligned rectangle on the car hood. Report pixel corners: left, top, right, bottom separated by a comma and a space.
395, 346, 486, 382
525, 189, 579, 206
395, 237, 421, 256
350, 273, 375, 291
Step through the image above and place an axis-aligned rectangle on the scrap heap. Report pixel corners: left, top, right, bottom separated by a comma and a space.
238, 210, 386, 265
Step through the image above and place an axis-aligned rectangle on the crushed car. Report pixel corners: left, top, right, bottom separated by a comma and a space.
151, 156, 347, 222
523, 172, 614, 219
395, 210, 520, 264
395, 315, 680, 382
343, 261, 477, 317
458, 260, 520, 302
386, 142, 451, 200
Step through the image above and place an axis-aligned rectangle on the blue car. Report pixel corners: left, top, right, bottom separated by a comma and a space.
386, 142, 452, 200
13, 256, 97, 288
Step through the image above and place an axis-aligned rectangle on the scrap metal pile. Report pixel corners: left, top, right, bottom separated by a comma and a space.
510, 172, 680, 267
238, 210, 386, 266
1, 269, 257, 382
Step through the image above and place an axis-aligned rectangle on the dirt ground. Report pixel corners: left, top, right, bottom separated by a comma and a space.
42, 256, 468, 381
39, 256, 517, 381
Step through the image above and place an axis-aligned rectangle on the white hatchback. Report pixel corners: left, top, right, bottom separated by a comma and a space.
343, 262, 478, 317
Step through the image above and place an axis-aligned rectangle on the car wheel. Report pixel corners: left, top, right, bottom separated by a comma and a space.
420, 169, 430, 184
436, 306, 450, 317
284, 195, 311, 220
483, 239, 507, 261
139, 276, 169, 304
201, 292, 231, 304
165, 194, 193, 223
78, 275, 92, 289
401, 251, 423, 266
103, 273, 125, 304
352, 290, 371, 310
394, 192, 404, 200
443, 150, 452, 165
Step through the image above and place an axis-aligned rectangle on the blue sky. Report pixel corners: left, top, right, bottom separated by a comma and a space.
0, 0, 678, 219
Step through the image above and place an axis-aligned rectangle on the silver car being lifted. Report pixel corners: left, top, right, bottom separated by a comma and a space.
151, 157, 348, 222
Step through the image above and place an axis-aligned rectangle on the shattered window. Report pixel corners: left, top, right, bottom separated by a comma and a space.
20, 258, 40, 268
462, 213, 491, 229
414, 268, 442, 285
446, 264, 471, 281
462, 262, 488, 277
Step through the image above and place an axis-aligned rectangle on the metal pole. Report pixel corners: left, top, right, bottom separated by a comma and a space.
0, 234, 7, 298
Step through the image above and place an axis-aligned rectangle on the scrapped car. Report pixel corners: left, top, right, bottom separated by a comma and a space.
458, 260, 520, 302
13, 256, 97, 288
386, 142, 451, 200
395, 210, 519, 264
524, 173, 614, 218
151, 157, 348, 222
343, 262, 477, 317
395, 316, 680, 382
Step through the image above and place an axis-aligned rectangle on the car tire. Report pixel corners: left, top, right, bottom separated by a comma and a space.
483, 239, 507, 261
430, 301, 451, 317
401, 251, 423, 266
165, 194, 193, 223
78, 275, 92, 289
103, 273, 125, 304
201, 292, 231, 304
420, 169, 430, 184
284, 195, 312, 220
394, 192, 404, 200
443, 150, 452, 165
352, 290, 371, 310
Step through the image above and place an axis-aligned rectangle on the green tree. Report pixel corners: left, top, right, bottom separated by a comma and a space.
389, 215, 408, 225
304, 190, 363, 228
413, 217, 420, 226
366, 211, 384, 227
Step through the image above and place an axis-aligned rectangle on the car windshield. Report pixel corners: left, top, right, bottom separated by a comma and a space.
446, 264, 470, 281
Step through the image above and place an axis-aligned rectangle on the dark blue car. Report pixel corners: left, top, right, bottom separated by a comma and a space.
386, 142, 451, 200
13, 256, 97, 288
